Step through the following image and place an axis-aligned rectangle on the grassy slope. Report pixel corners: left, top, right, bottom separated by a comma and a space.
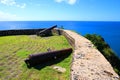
0, 35, 72, 80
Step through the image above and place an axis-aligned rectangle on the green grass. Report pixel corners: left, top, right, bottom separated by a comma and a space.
0, 35, 72, 80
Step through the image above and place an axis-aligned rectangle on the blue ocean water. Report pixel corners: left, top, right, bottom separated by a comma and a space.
0, 21, 120, 57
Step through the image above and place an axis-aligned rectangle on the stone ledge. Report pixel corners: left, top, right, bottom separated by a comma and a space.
60, 30, 119, 80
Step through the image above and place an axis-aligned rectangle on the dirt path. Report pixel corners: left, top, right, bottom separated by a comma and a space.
63, 30, 119, 80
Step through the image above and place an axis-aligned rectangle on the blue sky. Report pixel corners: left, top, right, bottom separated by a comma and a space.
0, 0, 120, 21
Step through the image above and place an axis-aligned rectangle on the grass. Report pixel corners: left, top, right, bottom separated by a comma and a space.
0, 35, 72, 80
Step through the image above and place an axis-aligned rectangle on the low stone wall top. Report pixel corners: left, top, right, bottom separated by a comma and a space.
60, 30, 119, 80
60, 30, 75, 49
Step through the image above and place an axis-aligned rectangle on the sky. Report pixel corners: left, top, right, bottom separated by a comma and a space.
0, 0, 120, 21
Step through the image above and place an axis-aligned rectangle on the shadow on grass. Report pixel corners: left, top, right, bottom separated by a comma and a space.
28, 54, 71, 70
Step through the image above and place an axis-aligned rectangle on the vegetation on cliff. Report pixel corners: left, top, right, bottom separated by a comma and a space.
84, 34, 120, 76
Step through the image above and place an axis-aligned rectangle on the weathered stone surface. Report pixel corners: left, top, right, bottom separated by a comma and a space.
52, 66, 66, 73
63, 30, 119, 80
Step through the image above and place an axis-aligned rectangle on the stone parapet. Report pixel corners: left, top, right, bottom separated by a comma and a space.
0, 29, 44, 36
60, 30, 119, 80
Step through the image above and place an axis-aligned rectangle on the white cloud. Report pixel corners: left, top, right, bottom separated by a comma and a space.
55, 0, 64, 3
67, 0, 76, 5
55, 0, 77, 5
0, 11, 23, 21
0, 0, 16, 6
16, 3, 26, 8
0, 0, 26, 8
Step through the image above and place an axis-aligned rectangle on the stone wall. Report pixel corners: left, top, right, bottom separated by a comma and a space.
53, 29, 75, 49
53, 29, 119, 80
60, 30, 75, 49
0, 29, 44, 36
60, 30, 119, 80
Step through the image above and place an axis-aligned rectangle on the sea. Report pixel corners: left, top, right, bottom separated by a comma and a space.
0, 21, 120, 57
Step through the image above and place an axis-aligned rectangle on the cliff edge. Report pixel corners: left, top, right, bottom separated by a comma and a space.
62, 30, 119, 80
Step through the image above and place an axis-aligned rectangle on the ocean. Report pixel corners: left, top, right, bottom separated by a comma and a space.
0, 21, 120, 57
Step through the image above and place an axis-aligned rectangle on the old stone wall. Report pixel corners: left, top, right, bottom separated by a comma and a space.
53, 29, 75, 49
60, 30, 119, 80
0, 29, 44, 36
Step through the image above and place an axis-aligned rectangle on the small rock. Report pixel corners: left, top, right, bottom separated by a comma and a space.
75, 53, 85, 59
52, 66, 66, 73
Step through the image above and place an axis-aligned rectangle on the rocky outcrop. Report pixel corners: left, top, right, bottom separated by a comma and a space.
61, 30, 119, 80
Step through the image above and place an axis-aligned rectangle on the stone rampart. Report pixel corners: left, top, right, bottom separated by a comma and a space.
60, 30, 119, 80
0, 29, 44, 36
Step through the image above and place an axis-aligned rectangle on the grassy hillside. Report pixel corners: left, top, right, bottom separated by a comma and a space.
84, 34, 120, 76
0, 35, 72, 80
